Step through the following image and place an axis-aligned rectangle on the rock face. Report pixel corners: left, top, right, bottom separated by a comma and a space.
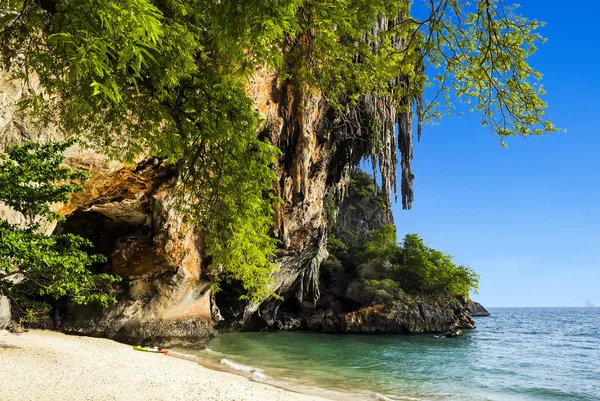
233, 76, 332, 327
215, 73, 381, 329
269, 171, 477, 336
331, 170, 393, 247
467, 301, 491, 317
0, 296, 10, 330
58, 161, 216, 347
337, 297, 476, 334
275, 295, 476, 335
1, 66, 467, 343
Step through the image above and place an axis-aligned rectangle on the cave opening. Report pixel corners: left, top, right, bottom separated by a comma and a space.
53, 210, 144, 267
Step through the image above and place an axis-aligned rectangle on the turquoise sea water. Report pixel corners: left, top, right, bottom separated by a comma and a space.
196, 308, 600, 400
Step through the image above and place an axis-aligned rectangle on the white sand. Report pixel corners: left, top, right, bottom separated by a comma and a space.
0, 330, 334, 401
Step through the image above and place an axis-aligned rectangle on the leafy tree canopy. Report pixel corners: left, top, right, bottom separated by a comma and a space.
0, 140, 120, 311
327, 225, 479, 300
0, 0, 551, 301
395, 233, 479, 297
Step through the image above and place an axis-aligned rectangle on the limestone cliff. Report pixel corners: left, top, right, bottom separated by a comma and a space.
0, 69, 385, 345
1, 66, 454, 345
55, 161, 217, 347
330, 169, 393, 247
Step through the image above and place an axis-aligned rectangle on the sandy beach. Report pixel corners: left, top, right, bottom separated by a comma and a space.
0, 330, 333, 401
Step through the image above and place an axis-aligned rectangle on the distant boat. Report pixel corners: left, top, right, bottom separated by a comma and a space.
585, 300, 595, 307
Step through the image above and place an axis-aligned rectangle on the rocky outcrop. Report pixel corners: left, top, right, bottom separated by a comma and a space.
274, 295, 475, 335
0, 296, 10, 330
58, 161, 216, 347
467, 301, 491, 317
331, 170, 393, 247
337, 296, 475, 334
0, 68, 344, 342
1, 63, 435, 343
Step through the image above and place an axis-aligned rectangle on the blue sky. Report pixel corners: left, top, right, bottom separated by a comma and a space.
390, 0, 599, 307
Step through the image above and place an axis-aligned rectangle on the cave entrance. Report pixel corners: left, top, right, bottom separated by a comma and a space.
53, 210, 139, 273
278, 295, 302, 315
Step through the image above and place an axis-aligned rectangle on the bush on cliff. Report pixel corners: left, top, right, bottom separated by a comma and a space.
395, 233, 479, 297
363, 279, 405, 304
0, 140, 120, 313
328, 225, 479, 302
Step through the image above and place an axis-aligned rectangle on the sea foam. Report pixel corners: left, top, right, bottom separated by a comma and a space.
220, 358, 270, 382
220, 358, 256, 372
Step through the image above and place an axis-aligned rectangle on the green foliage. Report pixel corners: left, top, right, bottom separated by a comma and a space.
0, 139, 85, 223
359, 224, 397, 264
394, 234, 479, 297
363, 279, 405, 304
324, 196, 336, 228
18, 306, 48, 325
2, 0, 282, 303
327, 235, 350, 262
0, 0, 550, 301
347, 170, 387, 210
329, 226, 479, 299
0, 140, 120, 310
420, 0, 562, 141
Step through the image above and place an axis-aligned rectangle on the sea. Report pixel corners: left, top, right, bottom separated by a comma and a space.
187, 308, 600, 400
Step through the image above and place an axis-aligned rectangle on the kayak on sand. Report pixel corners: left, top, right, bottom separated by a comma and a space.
133, 345, 168, 355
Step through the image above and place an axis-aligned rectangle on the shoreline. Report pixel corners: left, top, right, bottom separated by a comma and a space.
0, 330, 344, 401
179, 349, 377, 401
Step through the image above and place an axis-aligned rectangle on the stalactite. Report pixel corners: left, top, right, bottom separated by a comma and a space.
397, 99, 414, 210
335, 12, 422, 210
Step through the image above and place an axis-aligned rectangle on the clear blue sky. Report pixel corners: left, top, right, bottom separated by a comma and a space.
391, 0, 599, 307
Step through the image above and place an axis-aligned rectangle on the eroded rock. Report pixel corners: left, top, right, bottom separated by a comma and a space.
307, 309, 325, 331
468, 301, 491, 317
60, 162, 216, 347
0, 297, 10, 330
337, 296, 475, 335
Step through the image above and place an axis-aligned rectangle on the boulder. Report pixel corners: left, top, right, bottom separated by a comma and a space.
329, 300, 344, 315
274, 315, 303, 331
321, 318, 337, 333
440, 328, 463, 338
0, 296, 10, 330
300, 301, 316, 317
344, 280, 372, 306
316, 294, 336, 310
307, 309, 325, 331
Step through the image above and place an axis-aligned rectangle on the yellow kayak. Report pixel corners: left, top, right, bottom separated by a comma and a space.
133, 346, 168, 355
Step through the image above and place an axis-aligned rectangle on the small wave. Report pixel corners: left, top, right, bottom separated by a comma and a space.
220, 358, 256, 372
249, 371, 269, 381
220, 358, 271, 382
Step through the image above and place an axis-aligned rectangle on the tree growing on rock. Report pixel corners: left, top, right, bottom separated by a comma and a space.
0, 0, 557, 301
0, 140, 120, 313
